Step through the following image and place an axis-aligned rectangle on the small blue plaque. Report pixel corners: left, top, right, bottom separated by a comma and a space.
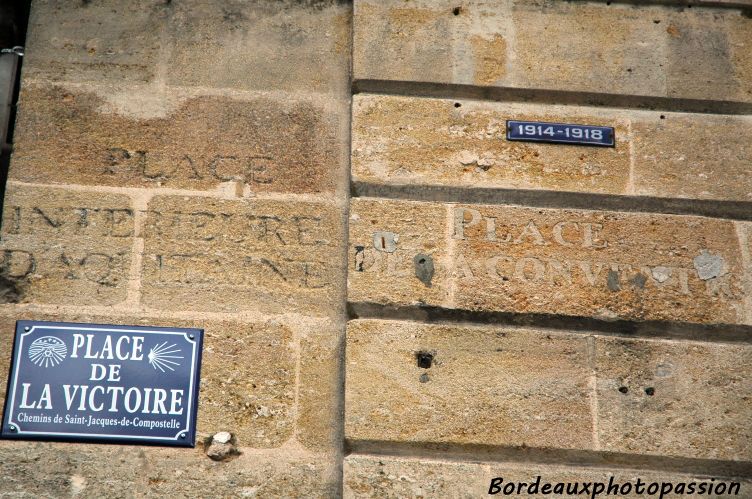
507, 120, 615, 147
2, 320, 203, 447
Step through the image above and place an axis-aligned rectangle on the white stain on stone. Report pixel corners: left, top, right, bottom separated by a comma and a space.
651, 266, 672, 283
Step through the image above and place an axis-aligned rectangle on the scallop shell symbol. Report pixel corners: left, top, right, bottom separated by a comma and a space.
147, 342, 183, 373
28, 336, 67, 368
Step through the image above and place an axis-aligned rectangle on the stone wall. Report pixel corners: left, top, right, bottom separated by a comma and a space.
0, 0, 750, 497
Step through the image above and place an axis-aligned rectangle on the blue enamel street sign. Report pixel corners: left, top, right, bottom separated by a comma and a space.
507, 120, 615, 147
1, 320, 203, 447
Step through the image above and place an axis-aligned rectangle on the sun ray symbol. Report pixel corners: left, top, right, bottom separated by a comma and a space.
28, 336, 67, 368
147, 341, 183, 372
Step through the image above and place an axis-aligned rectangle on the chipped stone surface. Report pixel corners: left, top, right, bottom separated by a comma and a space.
354, 0, 752, 102
345, 320, 593, 449
0, 185, 133, 306
205, 432, 239, 461
167, 0, 351, 95
352, 94, 752, 202
595, 336, 752, 461
142, 196, 344, 316
11, 84, 341, 194
349, 198, 746, 324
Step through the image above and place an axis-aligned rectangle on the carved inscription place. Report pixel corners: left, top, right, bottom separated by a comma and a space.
350, 200, 742, 323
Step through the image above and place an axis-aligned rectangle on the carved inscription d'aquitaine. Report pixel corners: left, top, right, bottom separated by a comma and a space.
348, 198, 745, 325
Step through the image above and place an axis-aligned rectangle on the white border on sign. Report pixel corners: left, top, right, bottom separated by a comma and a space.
7, 326, 198, 441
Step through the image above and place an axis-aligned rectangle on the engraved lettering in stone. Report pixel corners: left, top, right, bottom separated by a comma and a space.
10, 206, 133, 237
514, 257, 546, 282
553, 221, 577, 247
452, 207, 611, 249
105, 148, 145, 175
582, 223, 608, 249
513, 222, 547, 246
293, 216, 327, 246
209, 155, 241, 181
1, 250, 35, 278
59, 252, 121, 286
453, 207, 481, 240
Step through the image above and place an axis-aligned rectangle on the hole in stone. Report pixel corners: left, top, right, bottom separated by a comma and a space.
654, 20, 660, 24
645, 387, 655, 396
660, 115, 666, 119
418, 258, 426, 264
416, 351, 433, 369
618, 386, 629, 394
381, 236, 386, 249
453, 6, 461, 15
454, 102, 461, 108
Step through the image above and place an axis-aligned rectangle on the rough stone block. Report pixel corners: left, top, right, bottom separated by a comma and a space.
631, 113, 752, 201
0, 441, 336, 498
167, 0, 351, 95
11, 84, 340, 194
0, 185, 133, 306
344, 456, 487, 498
345, 319, 592, 449
23, 0, 166, 84
353, 94, 752, 201
354, 0, 752, 103
595, 336, 752, 461
348, 198, 747, 325
0, 311, 296, 448
352, 94, 630, 195
142, 196, 343, 316
345, 456, 752, 498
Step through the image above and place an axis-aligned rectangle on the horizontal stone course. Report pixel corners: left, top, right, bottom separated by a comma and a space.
354, 0, 752, 103
345, 319, 752, 462
352, 94, 752, 202
349, 198, 747, 325
11, 83, 340, 194
345, 320, 593, 450
142, 196, 344, 317
344, 455, 752, 498
24, 0, 351, 96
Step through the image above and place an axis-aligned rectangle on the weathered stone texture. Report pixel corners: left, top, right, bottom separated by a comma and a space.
0, 186, 133, 306
345, 456, 752, 499
0, 441, 336, 498
11, 84, 340, 193
23, 0, 166, 84
353, 94, 752, 201
297, 322, 343, 451
345, 320, 592, 449
142, 196, 344, 316
24, 0, 351, 96
631, 113, 752, 201
0, 311, 296, 448
595, 336, 752, 461
344, 456, 487, 498
349, 198, 746, 324
354, 0, 752, 103
167, 0, 351, 95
